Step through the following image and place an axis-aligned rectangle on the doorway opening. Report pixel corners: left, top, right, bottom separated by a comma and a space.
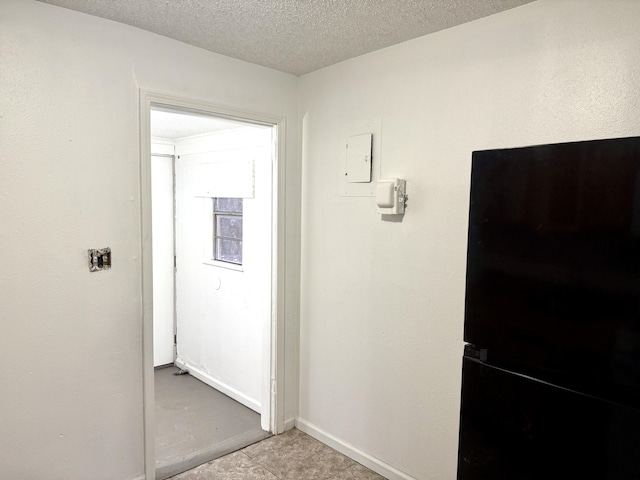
140, 91, 286, 480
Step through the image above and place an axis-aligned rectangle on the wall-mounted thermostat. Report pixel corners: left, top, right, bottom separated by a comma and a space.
376, 179, 407, 215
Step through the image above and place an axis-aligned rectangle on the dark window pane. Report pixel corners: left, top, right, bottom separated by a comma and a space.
213, 197, 243, 265
216, 238, 242, 264
215, 197, 243, 213
216, 215, 242, 240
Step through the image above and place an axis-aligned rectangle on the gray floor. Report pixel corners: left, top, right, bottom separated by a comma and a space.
169, 428, 387, 480
155, 366, 270, 480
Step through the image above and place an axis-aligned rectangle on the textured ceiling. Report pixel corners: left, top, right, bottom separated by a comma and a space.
38, 0, 535, 76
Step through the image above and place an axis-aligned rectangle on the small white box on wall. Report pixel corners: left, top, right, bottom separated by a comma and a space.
376, 178, 406, 215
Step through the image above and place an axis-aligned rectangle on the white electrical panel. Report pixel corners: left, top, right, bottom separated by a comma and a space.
345, 133, 372, 183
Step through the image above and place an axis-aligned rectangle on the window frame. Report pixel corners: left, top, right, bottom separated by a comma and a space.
211, 197, 243, 266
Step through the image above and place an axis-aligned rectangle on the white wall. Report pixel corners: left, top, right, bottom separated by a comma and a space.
298, 1, 640, 479
0, 2, 299, 479
5, 0, 640, 478
174, 127, 272, 412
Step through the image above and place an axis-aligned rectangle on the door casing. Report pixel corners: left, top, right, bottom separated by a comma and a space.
139, 90, 287, 479
150, 152, 176, 368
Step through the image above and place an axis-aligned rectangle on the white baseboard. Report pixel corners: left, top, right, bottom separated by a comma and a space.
283, 416, 296, 432
130, 474, 145, 480
175, 358, 261, 413
295, 418, 416, 480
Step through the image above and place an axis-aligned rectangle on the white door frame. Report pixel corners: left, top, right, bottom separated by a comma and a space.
139, 89, 287, 479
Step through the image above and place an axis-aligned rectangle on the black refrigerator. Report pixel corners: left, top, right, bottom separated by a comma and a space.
457, 136, 640, 479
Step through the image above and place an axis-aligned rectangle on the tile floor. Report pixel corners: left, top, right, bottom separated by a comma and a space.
169, 428, 386, 480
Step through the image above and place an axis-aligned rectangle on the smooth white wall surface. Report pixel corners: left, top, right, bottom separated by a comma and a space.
0, 1, 299, 479
174, 127, 272, 412
298, 1, 640, 478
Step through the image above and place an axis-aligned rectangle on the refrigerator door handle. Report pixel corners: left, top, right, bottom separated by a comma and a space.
464, 344, 487, 363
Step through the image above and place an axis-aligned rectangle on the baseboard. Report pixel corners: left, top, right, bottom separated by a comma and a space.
295, 418, 416, 480
283, 416, 296, 432
130, 475, 145, 480
175, 358, 261, 413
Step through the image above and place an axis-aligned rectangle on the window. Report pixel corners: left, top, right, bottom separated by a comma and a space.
212, 197, 243, 265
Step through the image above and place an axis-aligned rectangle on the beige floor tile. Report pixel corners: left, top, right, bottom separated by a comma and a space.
243, 429, 356, 480
328, 463, 387, 480
170, 451, 278, 480
172, 429, 386, 480
242, 428, 310, 459
263, 445, 354, 480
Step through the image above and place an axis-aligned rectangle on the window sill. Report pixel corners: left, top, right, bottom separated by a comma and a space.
202, 259, 244, 272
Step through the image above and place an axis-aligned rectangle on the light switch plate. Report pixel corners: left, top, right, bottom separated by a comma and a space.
88, 247, 111, 272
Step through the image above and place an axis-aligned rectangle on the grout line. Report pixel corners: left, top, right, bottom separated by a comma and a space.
239, 450, 282, 479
